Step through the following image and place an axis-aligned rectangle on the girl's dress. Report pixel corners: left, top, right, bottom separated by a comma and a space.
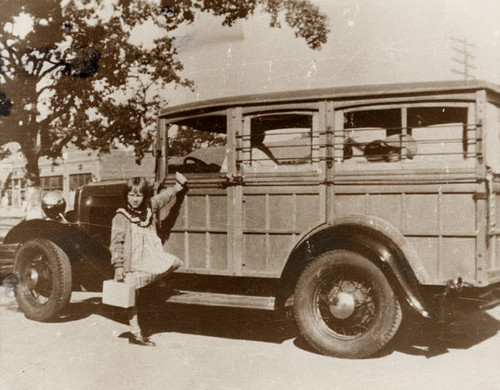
110, 186, 184, 289
118, 207, 182, 289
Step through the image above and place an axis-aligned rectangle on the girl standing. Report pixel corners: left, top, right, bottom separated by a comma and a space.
110, 173, 187, 346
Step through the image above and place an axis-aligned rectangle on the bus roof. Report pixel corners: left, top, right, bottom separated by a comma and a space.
159, 79, 500, 118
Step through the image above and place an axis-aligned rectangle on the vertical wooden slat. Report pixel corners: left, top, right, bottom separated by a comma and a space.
265, 193, 270, 271
400, 193, 405, 233
467, 102, 475, 159
437, 187, 443, 279
205, 194, 211, 269
292, 193, 297, 233
227, 107, 243, 275
184, 195, 189, 267
402, 193, 408, 234
325, 102, 337, 224
476, 90, 486, 168
318, 102, 327, 221
312, 111, 320, 163
475, 90, 488, 284
156, 118, 168, 183
401, 106, 408, 160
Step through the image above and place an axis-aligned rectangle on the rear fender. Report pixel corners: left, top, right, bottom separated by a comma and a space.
278, 214, 431, 318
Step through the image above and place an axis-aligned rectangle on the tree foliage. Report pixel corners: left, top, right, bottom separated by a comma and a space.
0, 0, 329, 178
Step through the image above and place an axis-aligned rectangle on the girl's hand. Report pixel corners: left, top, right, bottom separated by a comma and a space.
176, 172, 187, 186
114, 267, 125, 282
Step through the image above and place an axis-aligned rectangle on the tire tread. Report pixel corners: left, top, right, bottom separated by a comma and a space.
14, 238, 72, 322
294, 249, 402, 358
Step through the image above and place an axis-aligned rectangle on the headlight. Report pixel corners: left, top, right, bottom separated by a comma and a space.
42, 190, 66, 220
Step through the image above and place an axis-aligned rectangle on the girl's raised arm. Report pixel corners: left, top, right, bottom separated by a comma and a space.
151, 172, 187, 213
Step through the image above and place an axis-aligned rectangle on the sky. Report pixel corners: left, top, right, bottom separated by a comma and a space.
5, 0, 500, 110
161, 0, 500, 106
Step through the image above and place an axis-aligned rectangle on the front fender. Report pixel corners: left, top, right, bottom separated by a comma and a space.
4, 219, 110, 262
4, 219, 75, 245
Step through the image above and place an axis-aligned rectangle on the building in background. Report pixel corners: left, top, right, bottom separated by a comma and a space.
1, 148, 155, 216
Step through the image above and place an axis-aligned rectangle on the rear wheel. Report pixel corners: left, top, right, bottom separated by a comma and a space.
294, 250, 402, 358
14, 239, 72, 322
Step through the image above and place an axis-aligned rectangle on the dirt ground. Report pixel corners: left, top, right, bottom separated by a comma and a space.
1, 289, 500, 390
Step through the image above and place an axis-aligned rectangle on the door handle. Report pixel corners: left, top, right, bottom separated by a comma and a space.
218, 173, 244, 188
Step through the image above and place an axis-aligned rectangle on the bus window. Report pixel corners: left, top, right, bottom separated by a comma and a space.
167, 115, 227, 174
246, 113, 314, 167
408, 107, 469, 161
343, 109, 401, 162
342, 106, 471, 163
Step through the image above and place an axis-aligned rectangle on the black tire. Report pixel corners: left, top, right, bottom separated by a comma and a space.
14, 238, 72, 322
294, 250, 402, 358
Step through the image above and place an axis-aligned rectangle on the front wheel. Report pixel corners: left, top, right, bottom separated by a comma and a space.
14, 238, 72, 322
294, 250, 402, 358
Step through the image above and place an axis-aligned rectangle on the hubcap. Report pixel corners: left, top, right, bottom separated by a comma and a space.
329, 292, 355, 319
22, 253, 52, 303
27, 268, 39, 289
316, 269, 376, 338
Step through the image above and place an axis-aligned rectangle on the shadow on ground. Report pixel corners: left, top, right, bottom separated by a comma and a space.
142, 292, 500, 358
389, 307, 500, 358
21, 288, 500, 359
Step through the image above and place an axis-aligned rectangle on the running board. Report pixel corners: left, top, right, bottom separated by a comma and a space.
166, 290, 276, 311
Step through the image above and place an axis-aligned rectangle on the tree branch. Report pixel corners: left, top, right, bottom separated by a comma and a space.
39, 62, 65, 78
37, 84, 54, 95
1, 44, 22, 71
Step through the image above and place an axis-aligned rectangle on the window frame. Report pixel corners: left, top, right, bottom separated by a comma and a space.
164, 111, 229, 179
240, 110, 320, 174
69, 173, 92, 191
335, 101, 476, 168
40, 175, 63, 191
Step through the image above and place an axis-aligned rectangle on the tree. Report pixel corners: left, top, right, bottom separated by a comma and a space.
0, 0, 329, 180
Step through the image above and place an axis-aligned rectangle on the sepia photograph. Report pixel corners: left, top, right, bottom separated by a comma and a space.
1, 0, 500, 389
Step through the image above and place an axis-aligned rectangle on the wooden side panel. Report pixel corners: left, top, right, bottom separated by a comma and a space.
188, 233, 206, 268
334, 195, 365, 215
441, 237, 476, 280
441, 194, 476, 235
367, 194, 402, 230
243, 195, 265, 229
404, 194, 439, 235
296, 194, 324, 231
166, 187, 229, 273
333, 185, 478, 284
166, 232, 185, 261
242, 187, 321, 276
210, 233, 228, 270
406, 237, 439, 281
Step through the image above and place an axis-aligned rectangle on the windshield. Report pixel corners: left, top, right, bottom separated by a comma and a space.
167, 115, 227, 174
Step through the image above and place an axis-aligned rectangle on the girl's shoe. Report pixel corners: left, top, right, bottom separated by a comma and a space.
129, 333, 156, 347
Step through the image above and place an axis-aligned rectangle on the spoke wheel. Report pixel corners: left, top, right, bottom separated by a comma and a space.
294, 250, 402, 358
14, 239, 72, 322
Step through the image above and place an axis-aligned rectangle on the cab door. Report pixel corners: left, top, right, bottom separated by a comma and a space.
237, 105, 325, 277
160, 110, 238, 276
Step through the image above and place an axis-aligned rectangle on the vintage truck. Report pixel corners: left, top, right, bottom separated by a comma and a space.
2, 80, 500, 358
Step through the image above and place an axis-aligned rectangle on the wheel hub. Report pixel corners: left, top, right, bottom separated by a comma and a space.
329, 291, 356, 319
27, 268, 39, 289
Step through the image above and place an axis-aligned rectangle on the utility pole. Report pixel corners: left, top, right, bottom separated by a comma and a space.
451, 37, 476, 80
